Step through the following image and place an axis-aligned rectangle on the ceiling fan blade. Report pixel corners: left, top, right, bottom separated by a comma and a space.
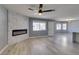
42, 9, 55, 12
28, 8, 34, 11
39, 4, 43, 9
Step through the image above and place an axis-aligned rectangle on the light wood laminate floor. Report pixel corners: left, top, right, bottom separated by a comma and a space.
2, 33, 79, 55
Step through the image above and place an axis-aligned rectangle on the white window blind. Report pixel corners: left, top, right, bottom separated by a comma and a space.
33, 21, 46, 31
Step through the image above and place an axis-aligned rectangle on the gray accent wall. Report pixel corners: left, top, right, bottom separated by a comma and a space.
48, 21, 55, 36
29, 18, 48, 37
0, 5, 8, 50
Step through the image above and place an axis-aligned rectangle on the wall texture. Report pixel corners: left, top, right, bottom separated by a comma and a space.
0, 6, 8, 50
8, 11, 29, 45
48, 21, 55, 36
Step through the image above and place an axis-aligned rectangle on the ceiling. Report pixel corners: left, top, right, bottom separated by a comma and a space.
2, 4, 79, 21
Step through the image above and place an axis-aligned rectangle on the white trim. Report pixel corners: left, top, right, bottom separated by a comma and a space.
29, 35, 54, 39
0, 45, 8, 54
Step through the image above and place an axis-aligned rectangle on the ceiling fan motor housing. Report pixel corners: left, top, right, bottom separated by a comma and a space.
39, 9, 43, 13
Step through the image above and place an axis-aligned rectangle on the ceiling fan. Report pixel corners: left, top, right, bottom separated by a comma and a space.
28, 4, 55, 15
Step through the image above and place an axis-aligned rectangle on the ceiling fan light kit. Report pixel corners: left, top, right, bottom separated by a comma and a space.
38, 13, 42, 15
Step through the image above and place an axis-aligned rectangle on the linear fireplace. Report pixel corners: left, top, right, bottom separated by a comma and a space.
12, 29, 27, 36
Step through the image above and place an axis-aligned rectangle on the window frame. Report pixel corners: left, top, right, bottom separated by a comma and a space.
55, 21, 68, 32
33, 21, 47, 31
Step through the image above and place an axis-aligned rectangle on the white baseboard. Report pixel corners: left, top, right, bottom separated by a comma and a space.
0, 45, 8, 54
29, 35, 54, 39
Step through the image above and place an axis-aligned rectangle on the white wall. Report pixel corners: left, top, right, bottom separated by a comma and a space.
0, 6, 8, 50
68, 20, 79, 32
48, 21, 55, 36
8, 11, 29, 45
68, 20, 79, 43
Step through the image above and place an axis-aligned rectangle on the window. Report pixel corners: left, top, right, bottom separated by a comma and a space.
39, 22, 46, 30
56, 22, 67, 31
62, 23, 67, 30
33, 21, 46, 31
33, 22, 39, 31
56, 23, 61, 30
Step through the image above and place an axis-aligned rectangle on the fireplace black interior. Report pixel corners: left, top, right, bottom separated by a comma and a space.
12, 29, 27, 36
